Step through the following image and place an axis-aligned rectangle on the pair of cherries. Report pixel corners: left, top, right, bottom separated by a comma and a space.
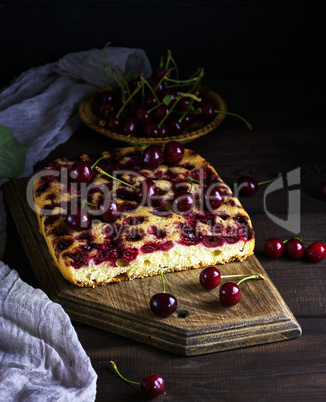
199, 266, 263, 306
264, 236, 326, 262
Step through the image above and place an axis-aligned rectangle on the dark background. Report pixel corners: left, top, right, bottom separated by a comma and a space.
1, 0, 325, 86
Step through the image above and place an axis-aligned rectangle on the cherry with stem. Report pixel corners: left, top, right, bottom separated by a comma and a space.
150, 270, 177, 317
110, 361, 165, 399
237, 172, 282, 197
220, 273, 264, 306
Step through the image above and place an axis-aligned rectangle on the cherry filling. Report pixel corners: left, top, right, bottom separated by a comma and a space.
141, 243, 157, 253
202, 235, 224, 248
56, 238, 74, 251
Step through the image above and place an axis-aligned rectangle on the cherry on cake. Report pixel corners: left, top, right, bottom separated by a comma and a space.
33, 143, 255, 287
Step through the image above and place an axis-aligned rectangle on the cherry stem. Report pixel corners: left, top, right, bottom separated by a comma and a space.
95, 166, 139, 191
158, 96, 180, 128
110, 361, 140, 386
237, 273, 264, 286
91, 155, 107, 169
81, 200, 97, 209
213, 109, 253, 130
258, 172, 282, 186
160, 270, 166, 293
116, 84, 140, 118
103, 42, 122, 88
140, 76, 160, 105
187, 177, 207, 191
283, 235, 309, 246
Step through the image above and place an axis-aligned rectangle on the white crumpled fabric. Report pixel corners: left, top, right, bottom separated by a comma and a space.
0, 46, 152, 401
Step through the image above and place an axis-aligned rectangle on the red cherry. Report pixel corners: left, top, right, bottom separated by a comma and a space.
163, 141, 184, 166
134, 106, 151, 124
99, 200, 119, 223
220, 282, 241, 306
305, 241, 326, 262
138, 179, 157, 205
320, 182, 326, 200
105, 114, 121, 131
264, 237, 284, 259
140, 374, 165, 398
140, 145, 163, 170
200, 266, 221, 289
70, 161, 93, 183
122, 117, 138, 136
204, 184, 224, 210
237, 176, 258, 197
65, 207, 91, 230
284, 238, 305, 259
172, 191, 195, 215
150, 293, 177, 317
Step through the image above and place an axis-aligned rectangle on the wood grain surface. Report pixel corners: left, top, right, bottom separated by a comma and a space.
2, 178, 301, 356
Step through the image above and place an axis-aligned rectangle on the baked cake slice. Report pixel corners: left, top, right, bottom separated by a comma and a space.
33, 145, 255, 287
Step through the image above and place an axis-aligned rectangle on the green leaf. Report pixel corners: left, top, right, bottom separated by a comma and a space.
163, 95, 174, 106
124, 71, 140, 82
0, 124, 27, 179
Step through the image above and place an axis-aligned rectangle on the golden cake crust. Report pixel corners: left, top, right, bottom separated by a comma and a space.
33, 146, 255, 287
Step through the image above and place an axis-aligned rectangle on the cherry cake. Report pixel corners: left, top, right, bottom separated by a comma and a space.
33, 145, 255, 287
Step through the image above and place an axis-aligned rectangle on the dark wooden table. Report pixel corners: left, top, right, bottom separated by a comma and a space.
3, 77, 326, 401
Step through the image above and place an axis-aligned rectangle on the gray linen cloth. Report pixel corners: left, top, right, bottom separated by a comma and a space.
0, 46, 152, 401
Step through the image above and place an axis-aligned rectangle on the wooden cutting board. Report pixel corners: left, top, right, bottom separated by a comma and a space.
2, 178, 302, 356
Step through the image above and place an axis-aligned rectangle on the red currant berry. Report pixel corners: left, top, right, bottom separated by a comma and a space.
305, 241, 326, 262
220, 282, 241, 306
163, 141, 184, 166
284, 238, 305, 260
200, 266, 221, 290
237, 176, 258, 197
70, 161, 93, 183
264, 237, 284, 259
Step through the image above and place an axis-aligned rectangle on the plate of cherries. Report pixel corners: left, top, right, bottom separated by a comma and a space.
78, 49, 251, 146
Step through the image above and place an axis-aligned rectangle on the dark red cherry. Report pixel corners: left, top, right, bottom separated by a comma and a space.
105, 114, 121, 131
144, 92, 158, 108
182, 113, 195, 127
65, 207, 91, 230
99, 200, 119, 223
151, 104, 170, 121
163, 141, 184, 166
140, 145, 163, 170
140, 374, 165, 398
70, 161, 93, 183
100, 89, 116, 103
122, 117, 138, 136
172, 191, 195, 215
220, 282, 241, 306
97, 101, 117, 117
264, 237, 284, 259
320, 182, 326, 200
176, 96, 191, 111
134, 106, 151, 124
200, 266, 221, 290
168, 117, 184, 135
154, 66, 166, 80
237, 176, 258, 197
284, 238, 305, 260
150, 292, 177, 317
201, 100, 216, 121
305, 241, 326, 262
204, 184, 224, 210
138, 179, 157, 205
